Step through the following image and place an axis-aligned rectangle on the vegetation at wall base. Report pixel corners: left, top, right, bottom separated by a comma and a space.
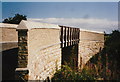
52, 30, 120, 80
83, 30, 120, 80
52, 65, 95, 80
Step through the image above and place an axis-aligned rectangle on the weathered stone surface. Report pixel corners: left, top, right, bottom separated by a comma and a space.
27, 28, 61, 80
18, 60, 28, 68
18, 55, 28, 60
19, 46, 28, 51
78, 30, 104, 69
15, 68, 29, 81
15, 21, 104, 81
17, 30, 28, 68
1, 42, 18, 51
0, 26, 18, 43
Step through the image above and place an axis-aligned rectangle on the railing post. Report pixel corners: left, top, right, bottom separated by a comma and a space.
60, 26, 63, 48
67, 27, 69, 46
64, 27, 66, 47
70, 28, 72, 46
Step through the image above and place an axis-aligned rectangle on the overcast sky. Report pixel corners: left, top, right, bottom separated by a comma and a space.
1, 0, 120, 2
1, 2, 119, 33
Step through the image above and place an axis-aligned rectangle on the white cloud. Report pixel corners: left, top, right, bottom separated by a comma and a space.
28, 18, 118, 33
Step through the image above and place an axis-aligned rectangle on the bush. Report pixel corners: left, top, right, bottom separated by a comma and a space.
84, 30, 120, 80
52, 30, 120, 80
52, 65, 95, 80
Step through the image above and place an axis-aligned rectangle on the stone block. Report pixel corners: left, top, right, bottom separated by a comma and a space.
18, 42, 27, 46
15, 68, 29, 81
18, 55, 28, 60
18, 60, 28, 68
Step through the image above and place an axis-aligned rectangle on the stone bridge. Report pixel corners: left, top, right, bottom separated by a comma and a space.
0, 23, 18, 80
1, 20, 104, 81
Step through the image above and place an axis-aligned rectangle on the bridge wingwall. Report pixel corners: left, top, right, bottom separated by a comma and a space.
78, 30, 104, 69
0, 24, 18, 80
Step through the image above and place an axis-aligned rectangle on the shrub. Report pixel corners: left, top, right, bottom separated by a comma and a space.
52, 65, 95, 80
52, 30, 120, 80
83, 30, 120, 80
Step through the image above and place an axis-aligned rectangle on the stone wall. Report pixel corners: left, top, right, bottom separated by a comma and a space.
1, 28, 18, 42
1, 42, 18, 51
16, 20, 61, 80
0, 23, 18, 80
28, 28, 61, 80
16, 20, 104, 80
0, 24, 18, 42
15, 29, 29, 81
17, 30, 28, 68
0, 24, 18, 51
78, 30, 104, 69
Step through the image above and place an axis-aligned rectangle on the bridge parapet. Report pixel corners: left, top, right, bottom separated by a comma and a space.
15, 20, 104, 80
0, 23, 18, 43
0, 23, 18, 80
78, 29, 104, 69
16, 20, 61, 80
59, 25, 80, 48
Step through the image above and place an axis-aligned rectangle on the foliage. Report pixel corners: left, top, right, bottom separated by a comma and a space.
52, 65, 95, 80
83, 30, 120, 80
3, 13, 27, 24
52, 30, 120, 80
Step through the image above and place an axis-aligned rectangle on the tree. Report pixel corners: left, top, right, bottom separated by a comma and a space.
3, 14, 27, 24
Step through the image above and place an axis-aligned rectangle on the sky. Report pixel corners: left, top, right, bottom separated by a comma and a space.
1, 0, 120, 2
1, 2, 119, 33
